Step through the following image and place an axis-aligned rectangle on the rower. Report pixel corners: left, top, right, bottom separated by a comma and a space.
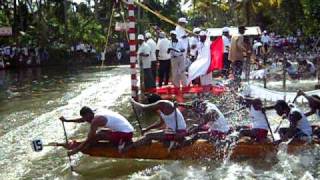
295, 90, 320, 117
187, 99, 230, 142
237, 96, 270, 142
273, 100, 312, 142
127, 94, 187, 150
295, 90, 320, 138
59, 106, 134, 155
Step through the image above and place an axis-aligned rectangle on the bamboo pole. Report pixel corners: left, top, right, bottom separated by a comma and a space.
283, 54, 287, 101
263, 55, 267, 88
316, 54, 320, 89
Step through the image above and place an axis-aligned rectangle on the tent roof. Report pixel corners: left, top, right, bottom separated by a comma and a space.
207, 26, 262, 37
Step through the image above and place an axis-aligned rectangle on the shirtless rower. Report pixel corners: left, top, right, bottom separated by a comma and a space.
127, 94, 187, 150
59, 106, 134, 155
273, 100, 312, 142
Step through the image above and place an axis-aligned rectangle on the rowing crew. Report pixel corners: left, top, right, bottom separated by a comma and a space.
59, 90, 320, 156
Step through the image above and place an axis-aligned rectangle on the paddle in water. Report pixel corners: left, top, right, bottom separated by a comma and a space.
61, 120, 75, 172
262, 109, 275, 142
130, 99, 144, 135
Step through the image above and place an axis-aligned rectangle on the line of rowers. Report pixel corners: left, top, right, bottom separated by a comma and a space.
58, 90, 320, 156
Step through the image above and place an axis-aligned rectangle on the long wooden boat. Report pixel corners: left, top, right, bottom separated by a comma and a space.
67, 138, 320, 160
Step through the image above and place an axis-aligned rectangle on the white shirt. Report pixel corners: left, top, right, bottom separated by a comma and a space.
179, 37, 189, 58
138, 42, 151, 69
222, 35, 230, 53
156, 38, 171, 60
249, 105, 269, 130
175, 25, 187, 39
169, 40, 184, 58
261, 35, 271, 44
197, 40, 213, 85
189, 36, 199, 46
97, 109, 134, 133
253, 42, 262, 55
290, 108, 312, 136
160, 108, 186, 131
146, 38, 157, 62
206, 103, 230, 133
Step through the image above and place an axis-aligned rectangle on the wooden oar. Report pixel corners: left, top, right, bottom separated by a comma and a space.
61, 121, 75, 172
262, 109, 275, 142
131, 101, 143, 135
292, 93, 300, 104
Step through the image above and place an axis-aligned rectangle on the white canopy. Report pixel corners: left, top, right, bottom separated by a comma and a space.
207, 26, 262, 37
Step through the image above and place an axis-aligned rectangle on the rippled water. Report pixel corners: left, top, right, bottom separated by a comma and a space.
0, 66, 319, 179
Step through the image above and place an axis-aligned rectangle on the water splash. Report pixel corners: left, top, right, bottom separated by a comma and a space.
0, 66, 131, 179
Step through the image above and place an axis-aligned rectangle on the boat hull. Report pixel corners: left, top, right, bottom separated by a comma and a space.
73, 139, 319, 160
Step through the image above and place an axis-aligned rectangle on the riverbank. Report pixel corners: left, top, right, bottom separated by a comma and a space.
0, 48, 129, 70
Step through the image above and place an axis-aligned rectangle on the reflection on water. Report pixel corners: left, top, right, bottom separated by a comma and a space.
0, 66, 320, 179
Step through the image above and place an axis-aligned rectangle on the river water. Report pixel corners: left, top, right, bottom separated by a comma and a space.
0, 66, 319, 179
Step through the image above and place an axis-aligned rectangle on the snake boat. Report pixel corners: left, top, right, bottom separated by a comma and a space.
64, 138, 320, 160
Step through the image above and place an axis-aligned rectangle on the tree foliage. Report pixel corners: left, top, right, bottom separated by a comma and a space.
0, 0, 319, 50
185, 0, 319, 35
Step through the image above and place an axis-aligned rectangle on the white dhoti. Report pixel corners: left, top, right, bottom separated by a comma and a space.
171, 55, 187, 87
200, 72, 213, 85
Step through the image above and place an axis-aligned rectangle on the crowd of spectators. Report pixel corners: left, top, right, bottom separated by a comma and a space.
0, 45, 49, 69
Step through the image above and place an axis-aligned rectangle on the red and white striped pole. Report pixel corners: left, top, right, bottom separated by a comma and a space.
127, 0, 138, 100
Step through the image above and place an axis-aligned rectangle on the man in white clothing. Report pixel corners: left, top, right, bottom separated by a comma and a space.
145, 32, 157, 80
198, 31, 213, 86
187, 99, 230, 141
59, 106, 134, 155
175, 17, 189, 60
156, 32, 171, 87
189, 27, 201, 62
168, 30, 187, 87
126, 94, 187, 150
261, 30, 271, 53
138, 34, 156, 89
238, 97, 270, 142
222, 27, 231, 79
273, 100, 312, 142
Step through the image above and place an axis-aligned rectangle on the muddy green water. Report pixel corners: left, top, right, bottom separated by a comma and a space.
0, 66, 319, 180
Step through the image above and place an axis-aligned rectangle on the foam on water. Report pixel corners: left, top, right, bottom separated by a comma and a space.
129, 144, 320, 180
0, 66, 131, 179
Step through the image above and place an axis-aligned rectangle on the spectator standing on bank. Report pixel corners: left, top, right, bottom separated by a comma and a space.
222, 27, 231, 79
261, 30, 271, 53
175, 17, 189, 61
228, 26, 248, 84
145, 32, 157, 80
156, 32, 171, 87
138, 34, 156, 89
168, 30, 187, 88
